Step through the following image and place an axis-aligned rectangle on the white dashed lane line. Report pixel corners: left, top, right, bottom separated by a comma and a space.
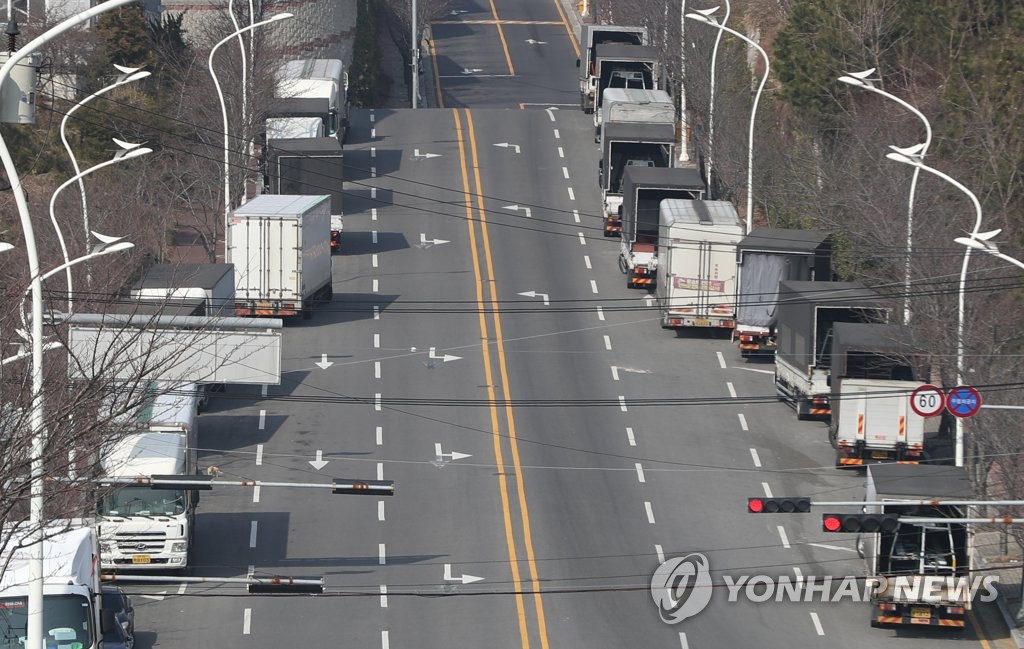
604, 335, 612, 350
679, 633, 689, 649
374, 361, 381, 379
596, 306, 605, 321
777, 525, 791, 549
255, 444, 263, 466
243, 608, 251, 635
258, 410, 265, 430
738, 413, 748, 431
626, 427, 636, 446
372, 230, 378, 244
378, 500, 385, 521
590, 279, 599, 293
727, 382, 737, 398
635, 463, 646, 483
762, 482, 772, 497
558, 146, 565, 158
611, 366, 620, 381
578, 232, 587, 245
750, 448, 762, 467
573, 209, 580, 223
380, 585, 388, 608
372, 279, 379, 293
584, 255, 592, 269
382, 630, 390, 649
249, 521, 258, 548
716, 351, 726, 368
377, 462, 384, 480
375, 393, 382, 411
376, 426, 383, 445
252, 486, 260, 503
810, 612, 825, 635
372, 253, 379, 268
644, 501, 656, 524
562, 166, 570, 179
372, 207, 378, 221
373, 305, 380, 320
379, 543, 386, 565
567, 187, 575, 200
618, 396, 627, 412
655, 544, 665, 563
374, 333, 380, 348
371, 146, 376, 158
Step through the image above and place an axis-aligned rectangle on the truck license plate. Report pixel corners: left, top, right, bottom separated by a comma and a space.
693, 319, 711, 327
871, 451, 890, 459
132, 554, 151, 564
911, 606, 931, 619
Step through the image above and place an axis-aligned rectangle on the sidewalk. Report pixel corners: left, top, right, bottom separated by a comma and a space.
977, 528, 1024, 646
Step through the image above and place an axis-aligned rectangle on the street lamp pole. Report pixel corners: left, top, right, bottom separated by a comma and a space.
411, 0, 418, 109
686, 7, 768, 233
955, 231, 1024, 272
885, 148, 983, 469
839, 69, 932, 325
677, 0, 688, 163
208, 12, 292, 261
705, 0, 730, 189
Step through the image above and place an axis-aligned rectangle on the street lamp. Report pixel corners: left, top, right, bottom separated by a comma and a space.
886, 147, 983, 469
705, 0, 730, 188
208, 12, 293, 260
839, 68, 932, 325
49, 141, 151, 314
955, 230, 1024, 272
686, 6, 768, 233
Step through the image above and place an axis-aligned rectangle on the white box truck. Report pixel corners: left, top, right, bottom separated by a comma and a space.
577, 24, 648, 114
597, 87, 673, 142
130, 263, 235, 316
268, 58, 349, 143
228, 194, 333, 319
265, 137, 344, 253
655, 200, 743, 329
96, 383, 199, 571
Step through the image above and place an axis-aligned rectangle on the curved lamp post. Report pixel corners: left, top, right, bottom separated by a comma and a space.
0, 3, 137, 649
955, 230, 1024, 272
705, 0, 730, 188
886, 147, 983, 469
49, 141, 151, 313
839, 69, 932, 325
208, 12, 293, 261
687, 6, 768, 233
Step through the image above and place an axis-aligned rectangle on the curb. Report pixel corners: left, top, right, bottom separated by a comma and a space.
977, 552, 1024, 647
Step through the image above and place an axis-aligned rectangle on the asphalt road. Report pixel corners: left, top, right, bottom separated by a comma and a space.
117, 0, 1017, 647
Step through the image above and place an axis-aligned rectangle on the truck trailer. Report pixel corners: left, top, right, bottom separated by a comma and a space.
130, 263, 235, 316
577, 24, 648, 114
591, 44, 662, 124
600, 121, 676, 222
773, 281, 890, 419
733, 228, 832, 356
655, 200, 743, 329
861, 464, 976, 628
829, 323, 928, 466
265, 137, 344, 253
617, 166, 705, 287
228, 194, 333, 319
268, 58, 349, 143
597, 87, 674, 143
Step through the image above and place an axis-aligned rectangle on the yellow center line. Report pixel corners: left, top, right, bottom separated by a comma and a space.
466, 108, 551, 649
452, 108, 529, 649
549, 0, 580, 57
428, 34, 444, 108
488, 0, 516, 76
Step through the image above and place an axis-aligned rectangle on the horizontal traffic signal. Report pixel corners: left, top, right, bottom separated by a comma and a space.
822, 513, 900, 533
748, 497, 811, 513
333, 478, 395, 495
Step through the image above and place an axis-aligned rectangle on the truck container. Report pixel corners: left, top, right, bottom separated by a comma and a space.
733, 229, 832, 356
130, 263, 235, 316
829, 322, 928, 466
598, 87, 674, 143
268, 58, 349, 143
577, 24, 648, 114
592, 43, 662, 122
265, 137, 344, 253
96, 382, 200, 571
773, 281, 890, 419
228, 194, 332, 319
655, 200, 743, 329
600, 121, 676, 221
861, 464, 975, 628
617, 166, 705, 287
0, 524, 108, 649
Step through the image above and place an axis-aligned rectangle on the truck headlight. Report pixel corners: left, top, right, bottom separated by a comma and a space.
100, 541, 112, 554
171, 542, 187, 553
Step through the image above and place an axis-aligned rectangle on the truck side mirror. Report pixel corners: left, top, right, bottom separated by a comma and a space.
576, 58, 580, 68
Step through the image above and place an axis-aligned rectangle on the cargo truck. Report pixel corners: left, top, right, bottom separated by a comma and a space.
733, 229, 832, 357
130, 263, 235, 316
597, 87, 674, 143
265, 137, 344, 253
773, 281, 890, 419
828, 323, 928, 466
96, 383, 199, 571
268, 58, 349, 143
655, 200, 743, 329
617, 166, 705, 288
0, 524, 109, 649
228, 194, 333, 319
599, 121, 676, 224
577, 24, 648, 114
592, 44, 661, 122
861, 464, 975, 628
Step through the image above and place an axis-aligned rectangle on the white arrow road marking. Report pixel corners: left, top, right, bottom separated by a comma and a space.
545, 107, 558, 121
428, 347, 462, 362
412, 148, 442, 159
517, 290, 549, 305
461, 68, 483, 74
309, 450, 329, 470
315, 354, 333, 370
807, 542, 858, 553
450, 8, 467, 13
524, 38, 547, 44
444, 563, 484, 585
434, 442, 472, 462
494, 142, 522, 153
419, 233, 451, 247
140, 592, 166, 601
502, 203, 532, 217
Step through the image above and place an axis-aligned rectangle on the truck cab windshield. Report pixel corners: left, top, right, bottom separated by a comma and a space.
100, 486, 185, 516
0, 594, 91, 649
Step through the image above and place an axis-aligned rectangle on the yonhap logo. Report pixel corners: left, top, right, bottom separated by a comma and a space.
650, 553, 713, 624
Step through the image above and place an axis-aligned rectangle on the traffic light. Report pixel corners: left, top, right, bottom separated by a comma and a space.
821, 513, 900, 533
333, 478, 395, 495
747, 497, 811, 513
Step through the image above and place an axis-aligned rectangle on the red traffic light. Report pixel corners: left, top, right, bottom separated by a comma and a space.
821, 513, 900, 533
747, 497, 811, 513
748, 498, 764, 513
823, 515, 842, 532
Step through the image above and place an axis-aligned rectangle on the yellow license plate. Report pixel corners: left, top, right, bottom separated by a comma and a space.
132, 554, 151, 564
911, 606, 931, 618
871, 451, 890, 459
693, 319, 711, 327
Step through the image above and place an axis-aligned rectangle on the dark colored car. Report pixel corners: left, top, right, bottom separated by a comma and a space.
101, 585, 135, 642
102, 618, 132, 649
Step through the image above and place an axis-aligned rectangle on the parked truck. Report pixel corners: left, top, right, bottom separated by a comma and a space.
733, 229, 832, 357
592, 44, 662, 122
267, 58, 349, 143
577, 24, 648, 114
655, 200, 743, 329
0, 524, 108, 649
617, 166, 705, 288
861, 463, 975, 628
130, 263, 235, 316
600, 121, 676, 224
265, 136, 344, 253
96, 383, 200, 571
228, 194, 333, 319
597, 87, 674, 143
773, 281, 890, 419
828, 322, 928, 466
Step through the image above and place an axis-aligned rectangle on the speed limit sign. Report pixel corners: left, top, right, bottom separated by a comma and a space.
910, 384, 946, 417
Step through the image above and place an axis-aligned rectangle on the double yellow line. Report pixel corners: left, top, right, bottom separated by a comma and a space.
453, 108, 550, 649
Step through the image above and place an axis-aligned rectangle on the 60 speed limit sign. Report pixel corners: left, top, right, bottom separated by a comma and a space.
910, 384, 946, 417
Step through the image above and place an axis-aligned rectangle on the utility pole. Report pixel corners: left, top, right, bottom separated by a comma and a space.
411, 0, 418, 109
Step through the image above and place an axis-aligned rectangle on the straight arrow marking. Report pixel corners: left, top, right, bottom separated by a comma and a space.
315, 353, 333, 370
309, 450, 329, 470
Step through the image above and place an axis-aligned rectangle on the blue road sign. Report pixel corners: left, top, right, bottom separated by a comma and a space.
946, 386, 982, 418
